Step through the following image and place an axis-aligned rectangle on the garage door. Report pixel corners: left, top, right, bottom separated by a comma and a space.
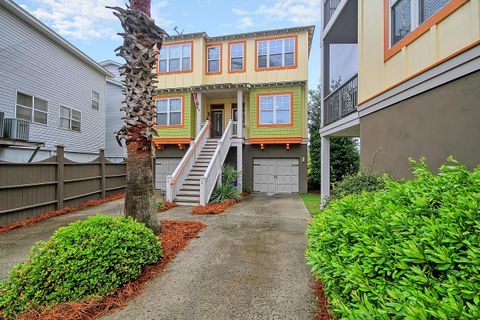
155, 158, 182, 190
253, 158, 299, 193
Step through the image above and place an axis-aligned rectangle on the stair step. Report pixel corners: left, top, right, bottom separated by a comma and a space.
177, 190, 200, 196
175, 195, 200, 202
180, 185, 200, 191
184, 180, 200, 185
175, 201, 198, 206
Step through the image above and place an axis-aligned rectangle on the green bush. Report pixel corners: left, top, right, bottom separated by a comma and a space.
210, 165, 241, 203
0, 215, 162, 318
307, 158, 480, 319
329, 173, 387, 202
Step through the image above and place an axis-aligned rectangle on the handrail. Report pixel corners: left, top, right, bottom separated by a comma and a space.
323, 73, 358, 126
199, 120, 233, 205
165, 121, 210, 202
323, 73, 358, 101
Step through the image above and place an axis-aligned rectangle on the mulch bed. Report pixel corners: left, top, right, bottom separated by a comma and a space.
0, 193, 125, 234
313, 281, 334, 320
16, 220, 207, 320
157, 201, 178, 213
192, 199, 238, 215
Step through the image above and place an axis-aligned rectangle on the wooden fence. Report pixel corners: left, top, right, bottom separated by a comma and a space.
0, 146, 126, 225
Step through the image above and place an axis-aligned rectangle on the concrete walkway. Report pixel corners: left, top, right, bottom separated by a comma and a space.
0, 200, 124, 279
0, 195, 316, 319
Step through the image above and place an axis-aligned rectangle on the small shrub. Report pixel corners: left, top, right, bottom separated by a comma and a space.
156, 200, 166, 210
222, 165, 239, 186
329, 173, 387, 202
211, 184, 241, 203
0, 215, 162, 318
307, 158, 480, 319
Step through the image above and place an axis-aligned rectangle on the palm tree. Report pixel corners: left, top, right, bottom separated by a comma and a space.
108, 0, 166, 232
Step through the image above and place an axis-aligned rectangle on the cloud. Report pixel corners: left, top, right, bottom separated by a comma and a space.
237, 16, 254, 29
231, 0, 320, 29
25, 0, 172, 40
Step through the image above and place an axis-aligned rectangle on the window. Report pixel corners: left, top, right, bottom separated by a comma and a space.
156, 97, 182, 126
60, 106, 81, 131
91, 90, 100, 110
257, 37, 296, 69
229, 42, 245, 72
420, 0, 450, 22
258, 94, 292, 125
16, 92, 48, 125
390, 0, 451, 45
158, 43, 192, 73
207, 45, 221, 73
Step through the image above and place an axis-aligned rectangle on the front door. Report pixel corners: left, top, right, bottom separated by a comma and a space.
211, 110, 223, 137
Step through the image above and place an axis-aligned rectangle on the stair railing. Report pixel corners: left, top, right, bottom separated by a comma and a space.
166, 120, 210, 202
199, 120, 233, 205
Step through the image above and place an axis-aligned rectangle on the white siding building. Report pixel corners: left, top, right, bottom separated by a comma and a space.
0, 0, 112, 162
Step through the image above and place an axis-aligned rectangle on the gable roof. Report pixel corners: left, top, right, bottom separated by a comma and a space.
0, 0, 112, 77
164, 25, 316, 54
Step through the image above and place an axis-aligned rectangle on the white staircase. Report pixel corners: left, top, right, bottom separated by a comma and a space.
174, 138, 219, 205
166, 120, 234, 206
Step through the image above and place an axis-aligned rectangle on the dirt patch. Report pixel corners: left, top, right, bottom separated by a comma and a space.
0, 193, 125, 234
313, 281, 334, 320
16, 220, 207, 320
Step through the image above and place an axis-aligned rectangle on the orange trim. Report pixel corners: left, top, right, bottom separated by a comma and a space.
205, 43, 223, 75
170, 124, 210, 185
227, 40, 246, 73
249, 137, 303, 144
360, 40, 480, 106
157, 41, 194, 75
256, 92, 294, 127
152, 95, 185, 129
254, 35, 298, 71
153, 138, 192, 146
384, 0, 469, 61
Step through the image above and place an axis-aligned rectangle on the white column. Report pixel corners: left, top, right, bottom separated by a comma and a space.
237, 89, 243, 139
321, 136, 330, 208
196, 92, 202, 135
236, 144, 243, 191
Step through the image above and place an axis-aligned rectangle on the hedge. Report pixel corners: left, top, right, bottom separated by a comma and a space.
307, 158, 480, 319
0, 215, 162, 318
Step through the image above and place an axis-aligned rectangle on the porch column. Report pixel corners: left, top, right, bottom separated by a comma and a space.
321, 136, 330, 208
236, 144, 243, 191
237, 89, 243, 139
196, 92, 202, 135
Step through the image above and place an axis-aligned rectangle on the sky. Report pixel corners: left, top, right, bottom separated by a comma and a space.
16, 0, 324, 89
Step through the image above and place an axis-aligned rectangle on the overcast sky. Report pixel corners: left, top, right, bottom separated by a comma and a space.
16, 0, 331, 89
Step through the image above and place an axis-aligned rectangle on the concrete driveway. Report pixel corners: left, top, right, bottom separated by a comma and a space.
103, 194, 315, 320
0, 194, 315, 319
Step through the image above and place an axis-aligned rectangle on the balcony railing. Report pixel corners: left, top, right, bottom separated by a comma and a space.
324, 0, 341, 28
323, 73, 358, 126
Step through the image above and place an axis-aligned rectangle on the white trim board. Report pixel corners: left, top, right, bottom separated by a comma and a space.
358, 45, 480, 118
320, 111, 359, 137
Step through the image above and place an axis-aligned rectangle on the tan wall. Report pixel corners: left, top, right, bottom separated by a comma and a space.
358, 0, 480, 103
155, 30, 310, 89
360, 70, 480, 178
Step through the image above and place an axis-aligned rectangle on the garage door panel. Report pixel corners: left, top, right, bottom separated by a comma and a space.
155, 158, 181, 190
253, 158, 299, 194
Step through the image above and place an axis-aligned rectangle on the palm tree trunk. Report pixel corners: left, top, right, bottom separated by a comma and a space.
108, 1, 166, 233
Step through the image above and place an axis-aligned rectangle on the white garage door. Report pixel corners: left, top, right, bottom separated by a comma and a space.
253, 158, 299, 193
155, 158, 182, 190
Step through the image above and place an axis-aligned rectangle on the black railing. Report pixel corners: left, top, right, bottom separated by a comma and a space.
324, 74, 358, 126
324, 0, 341, 28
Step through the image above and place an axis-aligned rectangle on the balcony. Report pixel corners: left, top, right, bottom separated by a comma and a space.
324, 0, 341, 28
323, 73, 358, 126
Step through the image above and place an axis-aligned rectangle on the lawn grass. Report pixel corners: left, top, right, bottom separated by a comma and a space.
300, 193, 321, 216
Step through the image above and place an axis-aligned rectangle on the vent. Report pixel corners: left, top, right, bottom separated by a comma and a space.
3, 118, 30, 141
0, 112, 4, 138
